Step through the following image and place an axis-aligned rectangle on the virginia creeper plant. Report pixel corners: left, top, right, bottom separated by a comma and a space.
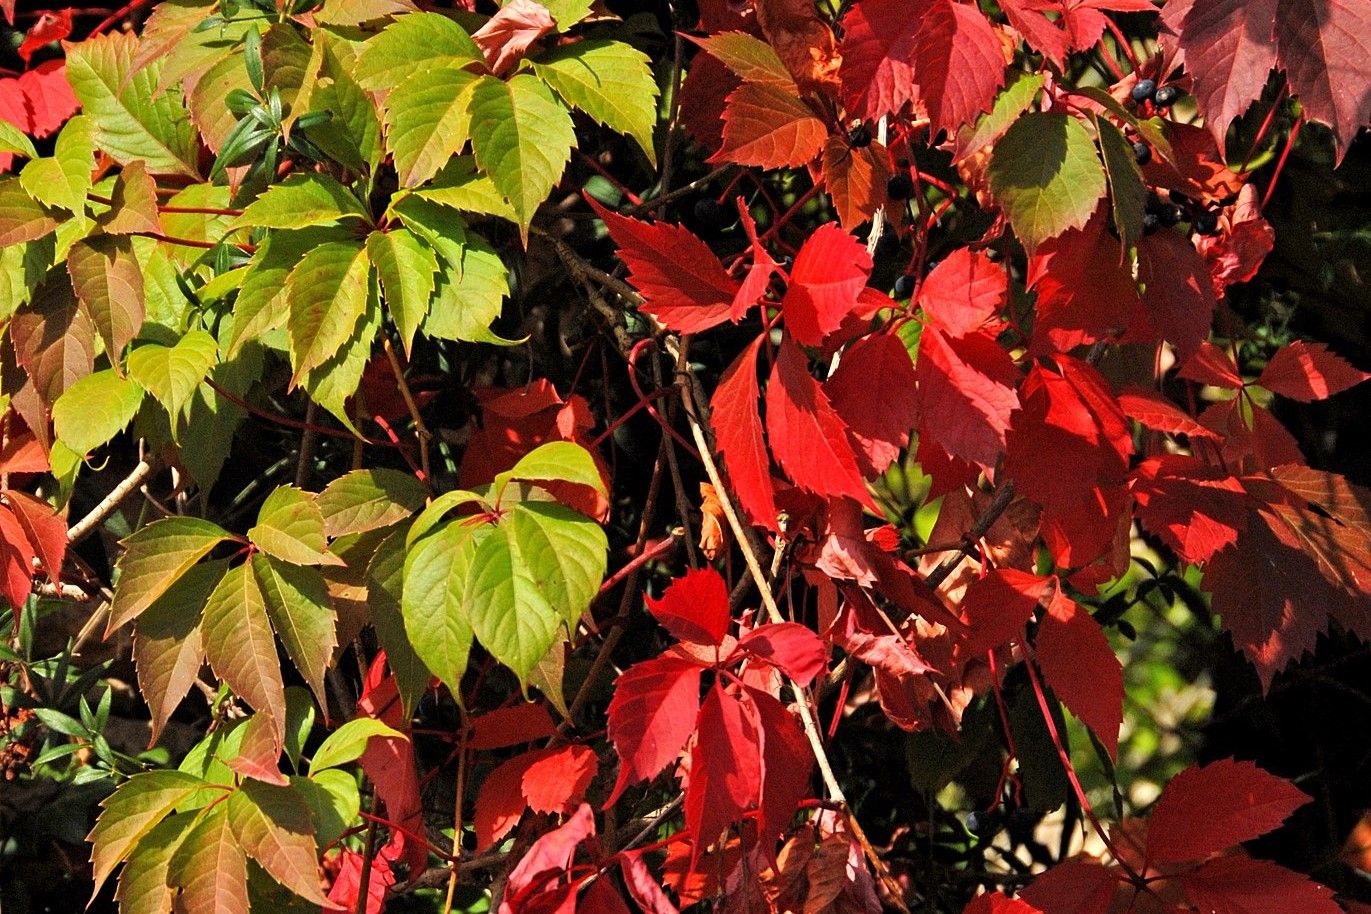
1, 0, 1369, 912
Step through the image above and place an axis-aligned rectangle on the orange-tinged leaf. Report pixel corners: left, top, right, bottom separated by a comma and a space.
781, 223, 873, 347
5, 489, 65, 584
1257, 340, 1371, 402
685, 31, 793, 87
1147, 759, 1310, 863
918, 247, 1008, 337
67, 233, 145, 369
227, 780, 329, 905
471, 0, 555, 75
522, 744, 598, 814
9, 273, 96, 411
823, 136, 892, 230
752, 0, 842, 94
134, 561, 222, 746
88, 770, 205, 901
202, 561, 288, 742
226, 711, 289, 786
170, 804, 250, 914
712, 80, 826, 169
107, 517, 230, 633
647, 566, 731, 646
1116, 387, 1221, 440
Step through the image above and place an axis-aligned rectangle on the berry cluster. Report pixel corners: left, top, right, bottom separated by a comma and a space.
1131, 78, 1181, 109
1143, 191, 1221, 236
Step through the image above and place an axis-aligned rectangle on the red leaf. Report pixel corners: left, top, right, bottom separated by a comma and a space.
1018, 857, 1120, 914
712, 80, 827, 169
18, 61, 78, 139
499, 804, 596, 914
472, 0, 555, 74
735, 622, 827, 687
909, 0, 1006, 136
1000, 0, 1071, 66
18, 9, 72, 63
733, 201, 781, 320
475, 752, 535, 849
957, 569, 1049, 661
684, 684, 761, 854
0, 504, 36, 610
468, 702, 557, 750
1035, 588, 1122, 759
620, 850, 680, 914
1116, 387, 1221, 440
765, 340, 871, 504
325, 843, 396, 914
523, 744, 598, 815
1173, 0, 1277, 148
678, 51, 735, 154
823, 136, 892, 230
749, 687, 812, 844
354, 673, 426, 879
1257, 340, 1371, 402
825, 332, 919, 476
606, 655, 703, 803
962, 892, 1042, 914
1141, 122, 1244, 202
838, 0, 933, 121
647, 567, 731, 646
918, 247, 1008, 338
1181, 855, 1342, 914
1130, 456, 1250, 563
781, 223, 873, 347
1147, 759, 1310, 863
589, 197, 739, 334
1001, 0, 1155, 67
581, 878, 633, 914
1275, 0, 1371, 161
0, 431, 51, 474
1196, 184, 1276, 291
1180, 340, 1245, 389
1026, 208, 1138, 353
710, 337, 780, 530
1128, 228, 1217, 362
5, 490, 65, 584
752, 0, 842, 95
915, 326, 1020, 469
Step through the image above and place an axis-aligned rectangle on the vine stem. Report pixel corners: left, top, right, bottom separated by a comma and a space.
67, 458, 154, 545
440, 710, 470, 914
666, 337, 912, 914
382, 337, 432, 484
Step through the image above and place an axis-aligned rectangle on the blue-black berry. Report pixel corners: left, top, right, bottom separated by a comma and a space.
1132, 141, 1152, 165
1193, 209, 1220, 235
1131, 79, 1157, 103
1159, 204, 1183, 227
848, 123, 872, 148
893, 274, 915, 297
965, 810, 997, 837
694, 198, 722, 226
1142, 212, 1161, 234
1153, 86, 1181, 108
887, 173, 914, 200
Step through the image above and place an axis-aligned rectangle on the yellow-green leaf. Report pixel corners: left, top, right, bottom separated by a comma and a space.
108, 516, 230, 632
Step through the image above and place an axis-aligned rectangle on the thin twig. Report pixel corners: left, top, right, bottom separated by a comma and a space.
67, 458, 154, 545
382, 337, 433, 484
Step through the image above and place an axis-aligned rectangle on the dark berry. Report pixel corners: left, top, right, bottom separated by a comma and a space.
1132, 141, 1152, 165
1117, 619, 1138, 640
1131, 78, 1157, 103
1160, 204, 1183, 227
893, 274, 915, 297
1153, 86, 1181, 108
1142, 212, 1161, 234
1145, 191, 1165, 214
886, 173, 914, 200
965, 810, 997, 837
1193, 209, 1220, 235
1172, 192, 1197, 210
847, 123, 872, 148
779, 255, 795, 271
874, 232, 900, 259
693, 198, 722, 226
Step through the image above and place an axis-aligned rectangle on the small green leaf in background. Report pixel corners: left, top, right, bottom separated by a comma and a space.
309, 718, 406, 773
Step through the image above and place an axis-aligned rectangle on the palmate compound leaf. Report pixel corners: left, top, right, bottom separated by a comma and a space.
134, 560, 226, 746
468, 73, 577, 243
170, 804, 250, 914
225, 780, 330, 905
988, 112, 1107, 251
107, 516, 231, 633
88, 769, 205, 900
1146, 758, 1310, 863
202, 560, 288, 743
383, 65, 481, 189
531, 38, 659, 165
252, 553, 338, 712
284, 239, 372, 382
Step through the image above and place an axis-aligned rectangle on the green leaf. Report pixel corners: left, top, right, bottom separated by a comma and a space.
0, 119, 37, 159
108, 517, 230, 631
100, 160, 163, 236
315, 0, 419, 26
1094, 114, 1146, 255
88, 770, 206, 900
170, 804, 251, 914
114, 810, 197, 914
294, 770, 358, 847
303, 41, 384, 173
309, 718, 406, 773
128, 329, 219, 418
407, 489, 487, 545
494, 440, 607, 501
226, 781, 329, 905
230, 173, 371, 231
415, 156, 518, 222
523, 0, 592, 29
67, 233, 146, 366
367, 228, 438, 356
317, 468, 428, 538
190, 50, 256, 154
424, 233, 514, 344
249, 485, 341, 566
202, 561, 289, 733
0, 234, 54, 323
52, 368, 146, 456
0, 177, 59, 246
468, 73, 576, 243
64, 32, 199, 176
134, 560, 225, 745
19, 116, 95, 215
300, 279, 381, 432
354, 12, 483, 91
957, 72, 1043, 160
402, 520, 480, 696
988, 112, 1106, 252
531, 39, 658, 164
227, 227, 349, 358
283, 686, 316, 769
251, 553, 338, 711
367, 526, 431, 718
285, 240, 372, 380
686, 31, 792, 86
384, 64, 481, 188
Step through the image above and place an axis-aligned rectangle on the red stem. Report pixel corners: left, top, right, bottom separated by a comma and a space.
1262, 117, 1303, 209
